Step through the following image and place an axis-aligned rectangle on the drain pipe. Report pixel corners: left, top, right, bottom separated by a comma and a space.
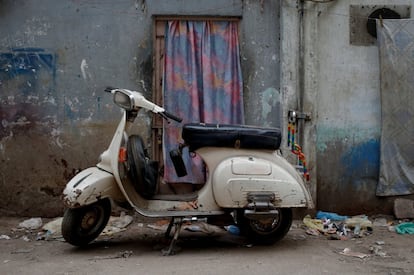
297, 0, 305, 147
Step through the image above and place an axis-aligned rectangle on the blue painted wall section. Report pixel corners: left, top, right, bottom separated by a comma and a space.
341, 139, 380, 185
0, 48, 57, 138
316, 134, 394, 214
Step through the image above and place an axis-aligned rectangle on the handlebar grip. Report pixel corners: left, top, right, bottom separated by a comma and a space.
104, 86, 117, 93
163, 111, 183, 123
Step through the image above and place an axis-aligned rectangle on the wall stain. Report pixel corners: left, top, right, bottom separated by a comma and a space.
40, 186, 62, 197
0, 48, 57, 138
341, 139, 380, 185
317, 139, 384, 215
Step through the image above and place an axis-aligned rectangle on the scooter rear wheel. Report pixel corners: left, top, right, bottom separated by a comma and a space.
61, 198, 111, 247
236, 208, 292, 245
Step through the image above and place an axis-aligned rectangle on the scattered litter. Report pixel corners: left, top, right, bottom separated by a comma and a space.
101, 213, 134, 236
42, 217, 63, 235
20, 236, 30, 242
0, 234, 11, 240
334, 223, 348, 236
185, 225, 202, 232
328, 234, 347, 241
303, 215, 324, 232
108, 212, 133, 229
373, 217, 389, 227
344, 215, 373, 238
118, 250, 133, 258
303, 213, 374, 239
388, 225, 396, 232
224, 225, 240, 235
185, 222, 225, 235
375, 240, 385, 245
305, 228, 320, 236
323, 219, 337, 234
339, 248, 369, 259
316, 211, 348, 221
37, 217, 63, 240
147, 220, 170, 231
394, 222, 414, 234
370, 245, 389, 257
345, 215, 373, 231
36, 230, 53, 241
147, 220, 226, 236
353, 224, 361, 236
18, 218, 43, 230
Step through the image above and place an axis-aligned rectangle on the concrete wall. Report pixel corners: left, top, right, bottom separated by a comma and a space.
0, 0, 282, 217
4, 0, 408, 217
0, 0, 153, 216
280, 0, 414, 215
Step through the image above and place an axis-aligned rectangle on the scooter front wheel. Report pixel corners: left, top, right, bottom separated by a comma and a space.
236, 208, 292, 245
61, 198, 111, 247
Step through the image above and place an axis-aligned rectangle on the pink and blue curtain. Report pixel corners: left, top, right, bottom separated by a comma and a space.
163, 20, 244, 183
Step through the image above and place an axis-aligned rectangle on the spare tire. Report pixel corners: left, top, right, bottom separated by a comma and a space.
127, 135, 158, 198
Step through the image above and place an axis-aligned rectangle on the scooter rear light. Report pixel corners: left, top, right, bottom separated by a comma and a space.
119, 147, 127, 163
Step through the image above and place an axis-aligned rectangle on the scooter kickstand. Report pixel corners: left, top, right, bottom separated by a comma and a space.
161, 217, 183, 256
165, 217, 174, 238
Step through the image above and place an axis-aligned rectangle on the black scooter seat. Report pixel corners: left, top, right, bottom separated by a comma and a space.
182, 123, 281, 151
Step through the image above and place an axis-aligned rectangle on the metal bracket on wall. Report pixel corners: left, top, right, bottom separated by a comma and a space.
288, 110, 311, 123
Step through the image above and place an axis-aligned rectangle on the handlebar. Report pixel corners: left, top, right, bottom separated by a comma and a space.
162, 111, 183, 123
104, 86, 117, 93
105, 86, 183, 123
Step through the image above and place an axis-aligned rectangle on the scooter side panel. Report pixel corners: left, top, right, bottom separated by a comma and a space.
62, 167, 125, 208
212, 155, 311, 208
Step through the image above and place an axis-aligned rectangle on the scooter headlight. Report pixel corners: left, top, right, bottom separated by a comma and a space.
113, 90, 134, 111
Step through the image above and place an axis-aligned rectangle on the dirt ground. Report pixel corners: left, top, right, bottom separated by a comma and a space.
0, 215, 413, 275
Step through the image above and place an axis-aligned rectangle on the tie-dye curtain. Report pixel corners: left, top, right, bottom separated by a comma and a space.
163, 20, 244, 183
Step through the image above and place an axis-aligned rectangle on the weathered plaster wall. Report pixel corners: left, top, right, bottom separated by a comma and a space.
0, 0, 152, 216
0, 0, 282, 217
4, 0, 410, 217
240, 0, 281, 128
283, 0, 414, 215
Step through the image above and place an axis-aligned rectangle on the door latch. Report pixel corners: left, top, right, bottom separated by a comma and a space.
288, 110, 311, 123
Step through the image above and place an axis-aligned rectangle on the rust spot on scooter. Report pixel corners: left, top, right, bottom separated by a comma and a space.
177, 200, 198, 210
62, 194, 81, 208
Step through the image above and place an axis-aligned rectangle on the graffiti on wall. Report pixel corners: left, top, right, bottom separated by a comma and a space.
0, 48, 57, 139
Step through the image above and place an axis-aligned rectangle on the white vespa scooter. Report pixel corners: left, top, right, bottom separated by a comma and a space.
62, 87, 313, 255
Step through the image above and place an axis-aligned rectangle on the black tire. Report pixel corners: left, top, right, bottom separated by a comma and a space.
127, 135, 157, 198
236, 208, 292, 245
61, 199, 111, 247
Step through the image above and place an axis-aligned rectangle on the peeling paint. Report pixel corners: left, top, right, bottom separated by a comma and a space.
80, 59, 90, 80
0, 131, 13, 155
0, 17, 51, 47
260, 87, 281, 127
50, 128, 65, 148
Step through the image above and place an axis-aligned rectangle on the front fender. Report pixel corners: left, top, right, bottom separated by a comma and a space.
62, 167, 125, 208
